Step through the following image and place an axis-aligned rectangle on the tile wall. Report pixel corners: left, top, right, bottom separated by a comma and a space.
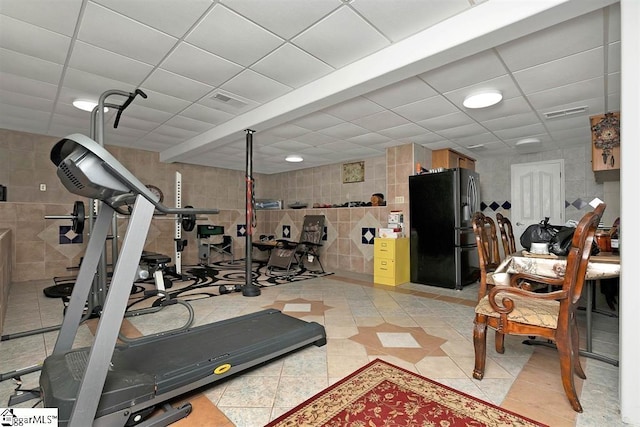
0, 127, 620, 285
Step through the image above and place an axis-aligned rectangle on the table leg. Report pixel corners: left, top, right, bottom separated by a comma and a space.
523, 279, 619, 366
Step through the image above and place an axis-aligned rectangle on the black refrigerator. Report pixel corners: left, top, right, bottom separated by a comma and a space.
409, 168, 480, 289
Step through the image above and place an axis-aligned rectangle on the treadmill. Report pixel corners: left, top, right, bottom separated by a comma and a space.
41, 134, 327, 426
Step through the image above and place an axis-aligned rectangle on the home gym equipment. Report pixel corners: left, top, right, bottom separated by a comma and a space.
242, 129, 261, 297
44, 200, 86, 234
38, 133, 326, 426
197, 224, 233, 264
44, 199, 197, 237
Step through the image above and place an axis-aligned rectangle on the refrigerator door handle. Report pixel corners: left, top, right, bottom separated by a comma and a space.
467, 176, 476, 213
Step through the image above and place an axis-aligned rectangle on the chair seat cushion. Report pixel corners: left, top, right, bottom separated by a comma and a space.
475, 291, 560, 328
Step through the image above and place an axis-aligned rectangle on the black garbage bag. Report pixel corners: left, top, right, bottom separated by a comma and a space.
520, 217, 561, 250
549, 226, 601, 256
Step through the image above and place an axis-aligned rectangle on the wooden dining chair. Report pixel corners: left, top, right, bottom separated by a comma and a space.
472, 204, 605, 413
496, 213, 517, 257
471, 212, 501, 301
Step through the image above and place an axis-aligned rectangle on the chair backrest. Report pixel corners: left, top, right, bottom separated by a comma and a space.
563, 204, 605, 313
472, 213, 501, 267
299, 215, 325, 245
496, 213, 517, 257
472, 212, 501, 298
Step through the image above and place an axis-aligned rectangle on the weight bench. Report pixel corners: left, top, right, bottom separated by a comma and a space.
139, 252, 173, 291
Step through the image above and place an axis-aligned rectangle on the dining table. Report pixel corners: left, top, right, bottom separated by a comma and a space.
491, 250, 621, 366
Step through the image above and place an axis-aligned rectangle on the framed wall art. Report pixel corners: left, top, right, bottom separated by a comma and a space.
342, 161, 365, 183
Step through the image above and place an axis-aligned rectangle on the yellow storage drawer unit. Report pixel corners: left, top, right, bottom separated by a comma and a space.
374, 237, 410, 286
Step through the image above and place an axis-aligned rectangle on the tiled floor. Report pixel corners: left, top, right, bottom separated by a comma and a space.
0, 270, 624, 426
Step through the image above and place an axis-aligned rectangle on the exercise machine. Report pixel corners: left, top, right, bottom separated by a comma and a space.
37, 133, 326, 426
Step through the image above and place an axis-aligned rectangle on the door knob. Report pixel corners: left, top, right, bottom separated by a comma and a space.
516, 222, 525, 226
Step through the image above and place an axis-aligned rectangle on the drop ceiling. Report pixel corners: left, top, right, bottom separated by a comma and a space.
0, 0, 621, 174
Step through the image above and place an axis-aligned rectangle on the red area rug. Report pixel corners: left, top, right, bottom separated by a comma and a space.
266, 359, 547, 427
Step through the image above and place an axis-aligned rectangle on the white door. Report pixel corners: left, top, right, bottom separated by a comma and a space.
511, 160, 565, 250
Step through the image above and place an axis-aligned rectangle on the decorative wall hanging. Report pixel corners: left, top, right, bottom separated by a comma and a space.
342, 161, 365, 183
590, 112, 620, 167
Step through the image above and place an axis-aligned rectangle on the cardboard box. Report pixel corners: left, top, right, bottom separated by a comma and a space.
388, 211, 403, 224
379, 228, 403, 238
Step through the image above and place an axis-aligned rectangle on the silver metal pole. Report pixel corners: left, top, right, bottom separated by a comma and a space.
243, 129, 260, 297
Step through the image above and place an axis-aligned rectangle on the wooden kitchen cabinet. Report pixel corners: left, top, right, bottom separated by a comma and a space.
590, 112, 620, 182
431, 149, 476, 171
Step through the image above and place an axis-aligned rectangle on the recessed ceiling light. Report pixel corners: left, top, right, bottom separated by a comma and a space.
516, 138, 541, 146
285, 154, 303, 163
72, 100, 108, 112
463, 90, 502, 109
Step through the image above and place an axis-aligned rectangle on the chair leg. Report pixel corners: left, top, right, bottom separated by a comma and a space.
473, 315, 488, 380
556, 333, 583, 413
494, 331, 505, 354
571, 316, 586, 379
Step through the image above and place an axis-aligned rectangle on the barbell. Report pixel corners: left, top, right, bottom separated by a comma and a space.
45, 201, 199, 234
44, 201, 86, 234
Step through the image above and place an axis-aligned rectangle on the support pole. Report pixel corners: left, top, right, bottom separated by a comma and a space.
243, 129, 260, 297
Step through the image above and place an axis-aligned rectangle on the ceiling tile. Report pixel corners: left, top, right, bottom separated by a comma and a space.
323, 97, 385, 121
119, 104, 174, 124
63, 68, 136, 98
0, 48, 63, 85
482, 112, 542, 132
269, 139, 314, 151
252, 43, 334, 88
364, 77, 438, 109
179, 103, 234, 125
161, 43, 243, 87
393, 96, 457, 122
0, 72, 58, 100
69, 41, 154, 85
353, 0, 471, 43
198, 89, 259, 115
463, 97, 533, 122
419, 50, 507, 93
164, 115, 216, 133
262, 124, 309, 139
294, 132, 339, 146
290, 112, 344, 131
492, 123, 548, 140
220, 69, 291, 103
0, 90, 53, 113
346, 133, 392, 145
417, 112, 475, 132
498, 9, 604, 72
292, 7, 389, 68
526, 77, 604, 111
142, 68, 214, 102
187, 4, 283, 67
513, 47, 604, 94
351, 110, 410, 132
222, 0, 339, 40
437, 123, 487, 140
0, 0, 82, 36
93, 0, 214, 38
128, 88, 191, 115
0, 15, 71, 64
318, 122, 369, 139
377, 123, 428, 139
78, 2, 178, 65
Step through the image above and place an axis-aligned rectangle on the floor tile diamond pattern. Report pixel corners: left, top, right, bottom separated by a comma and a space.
350, 322, 447, 363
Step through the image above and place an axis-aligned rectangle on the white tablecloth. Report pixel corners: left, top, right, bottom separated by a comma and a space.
492, 252, 620, 286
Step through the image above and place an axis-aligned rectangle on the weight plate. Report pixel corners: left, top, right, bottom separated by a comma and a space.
72, 200, 85, 234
